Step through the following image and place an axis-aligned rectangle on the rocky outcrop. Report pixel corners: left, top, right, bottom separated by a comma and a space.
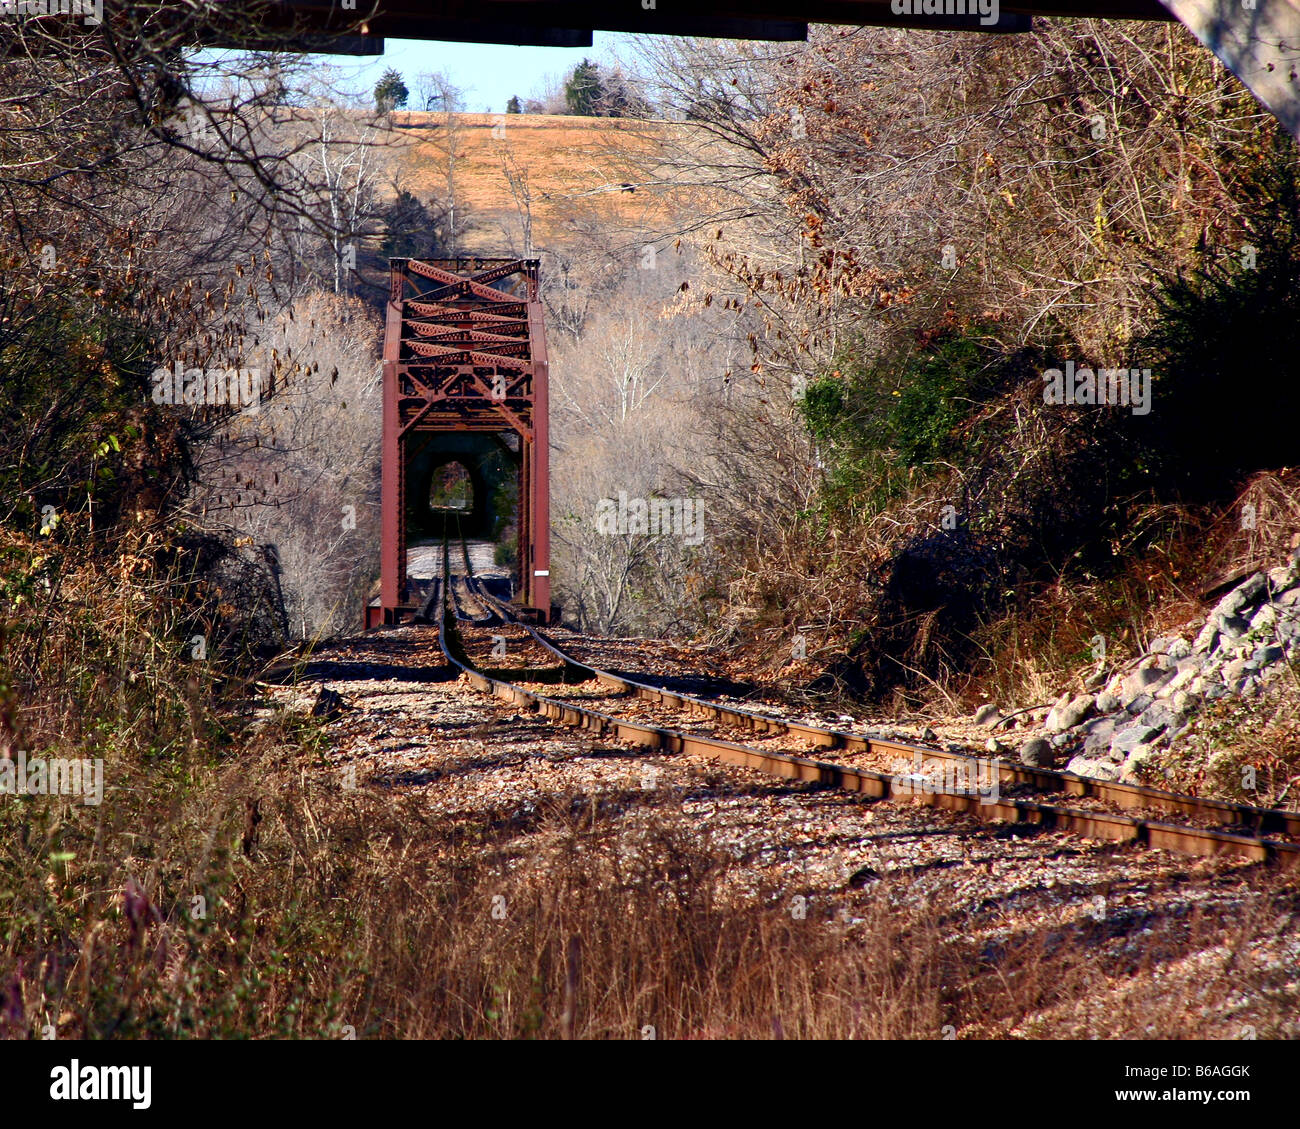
1033, 551, 1300, 784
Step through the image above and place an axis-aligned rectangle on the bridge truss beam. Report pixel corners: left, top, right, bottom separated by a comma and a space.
373, 257, 550, 627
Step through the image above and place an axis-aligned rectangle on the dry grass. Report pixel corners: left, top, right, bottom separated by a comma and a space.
5, 728, 1299, 1040
963, 470, 1300, 714
3, 521, 1298, 1040
386, 112, 666, 254
748, 456, 1300, 720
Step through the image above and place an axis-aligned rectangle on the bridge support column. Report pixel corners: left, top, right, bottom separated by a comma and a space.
1160, 0, 1300, 137
526, 290, 551, 618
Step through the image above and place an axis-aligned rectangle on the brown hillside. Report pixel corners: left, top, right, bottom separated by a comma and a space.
387, 111, 670, 253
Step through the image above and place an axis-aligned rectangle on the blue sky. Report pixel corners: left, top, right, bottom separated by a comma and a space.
308, 33, 628, 113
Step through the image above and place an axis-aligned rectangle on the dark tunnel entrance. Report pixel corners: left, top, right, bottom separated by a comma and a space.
403, 431, 521, 565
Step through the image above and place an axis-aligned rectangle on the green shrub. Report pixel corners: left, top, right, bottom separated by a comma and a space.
799, 328, 1031, 518
1133, 134, 1300, 499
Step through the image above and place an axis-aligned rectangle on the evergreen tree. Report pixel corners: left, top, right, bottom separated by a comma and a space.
374, 68, 409, 113
564, 59, 603, 116
506, 95, 521, 114
1133, 136, 1300, 497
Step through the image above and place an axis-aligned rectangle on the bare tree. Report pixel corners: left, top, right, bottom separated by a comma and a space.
188, 292, 383, 638
291, 87, 385, 295
412, 70, 465, 113
500, 140, 535, 258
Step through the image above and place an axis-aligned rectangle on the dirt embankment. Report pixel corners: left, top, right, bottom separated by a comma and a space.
386, 111, 669, 253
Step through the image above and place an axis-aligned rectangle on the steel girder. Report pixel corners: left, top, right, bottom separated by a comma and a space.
376, 257, 550, 626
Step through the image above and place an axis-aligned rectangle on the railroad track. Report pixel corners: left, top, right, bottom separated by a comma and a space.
435, 540, 1300, 870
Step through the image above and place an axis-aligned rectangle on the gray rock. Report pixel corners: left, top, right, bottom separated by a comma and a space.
1250, 604, 1278, 635
1279, 588, 1300, 609
1111, 725, 1161, 756
1213, 572, 1268, 619
985, 737, 1008, 755
1065, 754, 1121, 782
1205, 684, 1229, 701
1045, 693, 1095, 733
1268, 563, 1299, 595
1083, 719, 1118, 755
1240, 678, 1260, 699
1082, 712, 1116, 731
1147, 635, 1177, 655
1276, 607, 1300, 638
1019, 737, 1053, 768
1083, 668, 1108, 691
1126, 693, 1155, 716
1121, 667, 1169, 700
1222, 658, 1249, 685
1166, 638, 1191, 660
1159, 659, 1202, 697
1217, 613, 1251, 639
1193, 622, 1220, 653
1119, 747, 1157, 784
1094, 691, 1121, 714
1137, 701, 1178, 733
1051, 733, 1072, 748
973, 703, 1002, 727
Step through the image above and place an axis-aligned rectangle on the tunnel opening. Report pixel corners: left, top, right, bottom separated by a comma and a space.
429, 460, 474, 516
402, 431, 521, 589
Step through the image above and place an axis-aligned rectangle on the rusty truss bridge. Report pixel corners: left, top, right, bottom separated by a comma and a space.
368, 257, 551, 628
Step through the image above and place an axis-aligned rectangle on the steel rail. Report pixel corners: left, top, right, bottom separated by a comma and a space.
439, 564, 1300, 869
471, 578, 1300, 839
